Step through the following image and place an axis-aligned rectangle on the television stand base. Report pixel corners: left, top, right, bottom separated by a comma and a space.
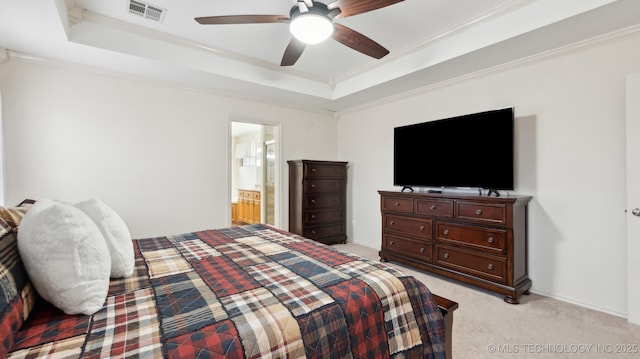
487, 189, 500, 197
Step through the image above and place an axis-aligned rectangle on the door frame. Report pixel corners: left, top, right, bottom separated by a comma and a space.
228, 117, 282, 229
626, 73, 640, 324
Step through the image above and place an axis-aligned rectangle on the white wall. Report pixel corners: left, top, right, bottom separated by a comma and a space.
0, 59, 338, 238
338, 33, 640, 317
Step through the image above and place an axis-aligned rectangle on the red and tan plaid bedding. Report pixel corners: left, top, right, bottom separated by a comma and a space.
8, 224, 445, 358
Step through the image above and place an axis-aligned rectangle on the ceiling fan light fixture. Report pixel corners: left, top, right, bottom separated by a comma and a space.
290, 14, 333, 44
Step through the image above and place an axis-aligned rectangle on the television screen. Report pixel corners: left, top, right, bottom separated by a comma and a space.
393, 108, 514, 190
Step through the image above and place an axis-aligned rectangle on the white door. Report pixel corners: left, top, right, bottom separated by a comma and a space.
626, 73, 640, 325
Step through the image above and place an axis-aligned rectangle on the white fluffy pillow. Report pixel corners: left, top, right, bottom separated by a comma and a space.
75, 198, 134, 278
17, 200, 111, 315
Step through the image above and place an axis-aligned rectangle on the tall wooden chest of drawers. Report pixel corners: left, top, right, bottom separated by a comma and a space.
379, 191, 532, 303
288, 160, 348, 244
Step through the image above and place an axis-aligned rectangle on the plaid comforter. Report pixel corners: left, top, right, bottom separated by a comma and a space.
8, 224, 445, 358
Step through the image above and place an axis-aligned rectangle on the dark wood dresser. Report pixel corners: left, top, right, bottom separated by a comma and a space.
379, 190, 532, 303
288, 160, 348, 244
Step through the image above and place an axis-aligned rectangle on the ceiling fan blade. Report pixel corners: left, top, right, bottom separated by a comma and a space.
195, 15, 288, 25
328, 0, 403, 18
332, 23, 389, 59
281, 38, 306, 66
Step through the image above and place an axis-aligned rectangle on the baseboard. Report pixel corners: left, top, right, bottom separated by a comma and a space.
530, 289, 627, 320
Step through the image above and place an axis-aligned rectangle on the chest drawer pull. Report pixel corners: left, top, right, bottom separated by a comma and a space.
419, 225, 425, 231
394, 202, 401, 206
443, 229, 449, 235
389, 240, 395, 245
311, 168, 317, 172
443, 253, 449, 259
311, 184, 316, 188
488, 264, 494, 270
487, 237, 494, 243
476, 209, 483, 215
420, 247, 425, 253
311, 214, 316, 219
311, 230, 316, 234
430, 205, 437, 210
311, 199, 316, 204
390, 220, 395, 225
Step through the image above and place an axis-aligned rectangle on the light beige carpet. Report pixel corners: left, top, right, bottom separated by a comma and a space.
335, 243, 640, 358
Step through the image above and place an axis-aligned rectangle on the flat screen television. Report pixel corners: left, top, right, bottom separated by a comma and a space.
394, 107, 514, 191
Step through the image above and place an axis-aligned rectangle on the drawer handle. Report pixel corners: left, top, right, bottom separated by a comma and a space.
311, 168, 317, 172
394, 202, 400, 206
488, 264, 494, 270
420, 247, 425, 253
443, 229, 449, 235
443, 253, 449, 259
390, 221, 395, 225
311, 199, 316, 204
311, 215, 316, 219
476, 209, 483, 215
430, 205, 436, 210
311, 230, 316, 234
419, 225, 425, 231
389, 240, 394, 245
311, 184, 316, 188
487, 237, 494, 244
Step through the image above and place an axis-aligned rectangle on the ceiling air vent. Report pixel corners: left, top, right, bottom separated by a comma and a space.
128, 0, 166, 23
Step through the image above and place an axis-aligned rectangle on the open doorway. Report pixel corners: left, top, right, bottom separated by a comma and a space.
230, 121, 278, 227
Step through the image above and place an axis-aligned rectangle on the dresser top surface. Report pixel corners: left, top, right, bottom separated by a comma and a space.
288, 160, 348, 166
378, 190, 532, 205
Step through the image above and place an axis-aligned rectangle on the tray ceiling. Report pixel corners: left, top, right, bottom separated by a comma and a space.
1, 0, 639, 113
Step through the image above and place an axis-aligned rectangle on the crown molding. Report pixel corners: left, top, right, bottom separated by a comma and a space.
337, 24, 640, 116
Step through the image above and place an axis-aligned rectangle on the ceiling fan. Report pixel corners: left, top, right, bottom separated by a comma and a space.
195, 0, 404, 66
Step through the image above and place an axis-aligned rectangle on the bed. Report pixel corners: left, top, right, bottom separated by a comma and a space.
2, 212, 456, 358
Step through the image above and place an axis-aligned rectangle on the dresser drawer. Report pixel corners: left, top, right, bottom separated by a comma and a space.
455, 201, 507, 225
304, 179, 344, 193
435, 245, 507, 284
383, 234, 433, 262
304, 163, 346, 178
416, 199, 453, 218
382, 196, 413, 213
437, 223, 506, 253
304, 209, 343, 225
384, 214, 432, 240
303, 223, 345, 239
304, 193, 344, 208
